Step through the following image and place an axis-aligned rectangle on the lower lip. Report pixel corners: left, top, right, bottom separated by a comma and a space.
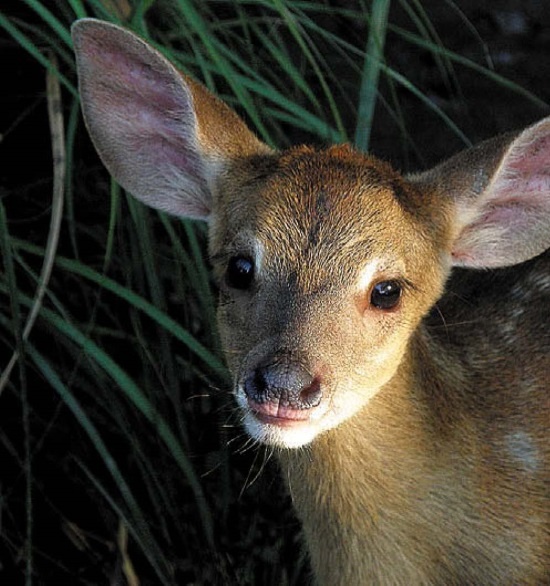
248, 402, 313, 428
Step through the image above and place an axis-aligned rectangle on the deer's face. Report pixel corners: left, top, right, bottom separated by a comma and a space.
73, 19, 550, 449
209, 146, 450, 448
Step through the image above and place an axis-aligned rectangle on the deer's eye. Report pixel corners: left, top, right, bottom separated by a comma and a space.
370, 280, 402, 310
225, 256, 255, 290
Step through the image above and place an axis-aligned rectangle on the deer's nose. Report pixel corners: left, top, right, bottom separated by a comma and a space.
244, 359, 323, 411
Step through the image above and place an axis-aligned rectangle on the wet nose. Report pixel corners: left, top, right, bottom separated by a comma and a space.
244, 359, 323, 410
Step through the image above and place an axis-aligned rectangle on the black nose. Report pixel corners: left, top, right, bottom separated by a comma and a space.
244, 359, 323, 410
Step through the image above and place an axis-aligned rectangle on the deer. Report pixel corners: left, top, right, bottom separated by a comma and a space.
72, 19, 550, 585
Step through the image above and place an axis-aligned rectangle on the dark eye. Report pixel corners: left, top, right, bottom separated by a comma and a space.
370, 280, 402, 310
225, 256, 255, 290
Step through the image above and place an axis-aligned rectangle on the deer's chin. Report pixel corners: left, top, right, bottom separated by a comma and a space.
241, 409, 321, 448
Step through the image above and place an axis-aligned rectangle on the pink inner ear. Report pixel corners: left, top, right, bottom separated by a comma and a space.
97, 44, 181, 113
507, 133, 550, 176
104, 90, 204, 181
490, 131, 550, 212
82, 25, 175, 101
85, 31, 197, 147
75, 22, 212, 219
452, 121, 550, 268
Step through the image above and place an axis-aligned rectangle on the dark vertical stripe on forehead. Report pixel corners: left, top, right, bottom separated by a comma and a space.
308, 189, 335, 247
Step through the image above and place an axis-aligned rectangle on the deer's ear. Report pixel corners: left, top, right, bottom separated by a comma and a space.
72, 18, 271, 220
412, 119, 550, 268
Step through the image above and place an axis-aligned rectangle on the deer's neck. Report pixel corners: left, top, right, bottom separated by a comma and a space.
277, 331, 469, 585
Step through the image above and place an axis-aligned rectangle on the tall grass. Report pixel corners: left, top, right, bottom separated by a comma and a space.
0, 1, 547, 583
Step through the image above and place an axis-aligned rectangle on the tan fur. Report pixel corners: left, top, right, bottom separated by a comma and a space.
72, 20, 550, 585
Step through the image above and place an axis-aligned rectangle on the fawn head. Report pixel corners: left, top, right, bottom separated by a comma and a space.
73, 20, 550, 448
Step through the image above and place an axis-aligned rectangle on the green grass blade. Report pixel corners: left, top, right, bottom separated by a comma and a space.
355, 0, 391, 151
0, 12, 76, 96
272, 0, 347, 140
31, 303, 216, 548
27, 345, 172, 583
20, 0, 72, 46
173, 0, 271, 141
14, 239, 227, 380
391, 24, 548, 111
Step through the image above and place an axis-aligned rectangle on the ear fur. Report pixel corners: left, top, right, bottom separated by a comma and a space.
71, 18, 271, 220
412, 119, 550, 268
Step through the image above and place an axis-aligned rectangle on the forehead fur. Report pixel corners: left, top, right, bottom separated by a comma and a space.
212, 144, 446, 284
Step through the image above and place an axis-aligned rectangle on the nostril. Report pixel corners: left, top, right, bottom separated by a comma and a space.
299, 377, 322, 408
244, 368, 267, 403
253, 368, 268, 395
